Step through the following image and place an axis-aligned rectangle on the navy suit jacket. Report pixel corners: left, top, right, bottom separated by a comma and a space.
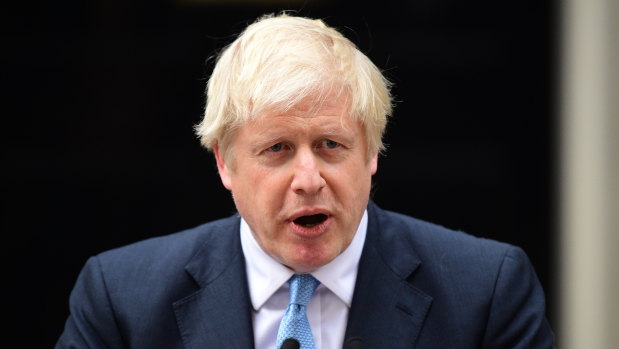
56, 203, 554, 348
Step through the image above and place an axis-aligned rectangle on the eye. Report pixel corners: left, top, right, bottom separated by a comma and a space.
268, 143, 284, 152
322, 139, 339, 149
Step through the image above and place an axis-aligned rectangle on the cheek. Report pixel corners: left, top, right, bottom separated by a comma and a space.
233, 167, 288, 210
253, 171, 285, 200
338, 163, 373, 195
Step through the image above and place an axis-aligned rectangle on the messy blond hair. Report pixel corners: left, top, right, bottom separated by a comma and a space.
195, 13, 392, 155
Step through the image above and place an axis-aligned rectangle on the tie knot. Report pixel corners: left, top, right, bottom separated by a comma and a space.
288, 274, 320, 306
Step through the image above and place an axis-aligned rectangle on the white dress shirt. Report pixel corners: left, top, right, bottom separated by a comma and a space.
240, 210, 368, 349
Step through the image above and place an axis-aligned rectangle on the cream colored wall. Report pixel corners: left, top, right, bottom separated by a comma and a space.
560, 0, 619, 347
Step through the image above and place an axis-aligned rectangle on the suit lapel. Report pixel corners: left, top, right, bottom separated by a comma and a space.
173, 217, 255, 349
345, 203, 433, 348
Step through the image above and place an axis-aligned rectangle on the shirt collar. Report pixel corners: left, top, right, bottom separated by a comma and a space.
240, 210, 368, 310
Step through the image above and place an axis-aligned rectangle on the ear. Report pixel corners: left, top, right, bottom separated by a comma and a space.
214, 143, 233, 190
370, 152, 378, 175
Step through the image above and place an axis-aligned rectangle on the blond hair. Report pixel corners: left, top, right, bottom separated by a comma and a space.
195, 13, 393, 155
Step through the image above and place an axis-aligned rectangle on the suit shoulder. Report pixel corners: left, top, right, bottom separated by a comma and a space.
371, 205, 518, 265
95, 214, 240, 273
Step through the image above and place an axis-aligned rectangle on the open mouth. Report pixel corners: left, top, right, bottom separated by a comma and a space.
293, 214, 329, 228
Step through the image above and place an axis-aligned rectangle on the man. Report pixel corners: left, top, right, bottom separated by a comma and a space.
56, 13, 554, 348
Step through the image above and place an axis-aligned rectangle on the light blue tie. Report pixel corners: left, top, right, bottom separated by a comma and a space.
275, 274, 320, 349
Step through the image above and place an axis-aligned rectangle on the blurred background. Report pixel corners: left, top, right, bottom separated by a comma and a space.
2, 0, 616, 347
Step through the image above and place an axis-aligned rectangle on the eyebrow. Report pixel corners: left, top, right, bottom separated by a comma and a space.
247, 117, 357, 148
251, 134, 285, 151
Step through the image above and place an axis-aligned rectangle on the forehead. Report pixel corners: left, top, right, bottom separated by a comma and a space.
219, 90, 367, 160
248, 99, 354, 136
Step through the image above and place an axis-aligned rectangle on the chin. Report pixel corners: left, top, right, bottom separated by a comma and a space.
284, 250, 335, 273
273, 237, 343, 272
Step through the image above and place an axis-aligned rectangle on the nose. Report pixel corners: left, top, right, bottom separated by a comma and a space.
290, 148, 326, 195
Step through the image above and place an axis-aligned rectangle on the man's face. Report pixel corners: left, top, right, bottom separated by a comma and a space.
215, 93, 377, 273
